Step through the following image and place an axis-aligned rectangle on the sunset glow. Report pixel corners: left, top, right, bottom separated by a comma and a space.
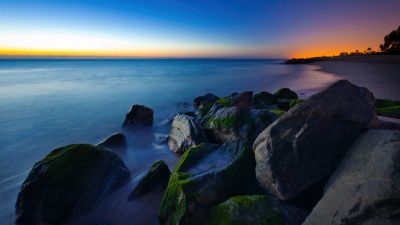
1, 0, 400, 58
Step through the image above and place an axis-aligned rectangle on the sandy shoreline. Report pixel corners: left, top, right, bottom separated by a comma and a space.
313, 55, 400, 101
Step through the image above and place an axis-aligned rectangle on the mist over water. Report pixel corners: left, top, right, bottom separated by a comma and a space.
0, 59, 340, 225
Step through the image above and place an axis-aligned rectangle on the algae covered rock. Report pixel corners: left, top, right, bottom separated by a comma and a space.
205, 195, 284, 225
253, 91, 277, 109
122, 104, 153, 129
168, 114, 206, 153
193, 93, 219, 109
15, 144, 131, 225
254, 80, 377, 200
375, 98, 400, 119
203, 106, 255, 144
158, 140, 255, 225
274, 88, 298, 100
128, 160, 171, 200
97, 132, 127, 151
303, 129, 400, 225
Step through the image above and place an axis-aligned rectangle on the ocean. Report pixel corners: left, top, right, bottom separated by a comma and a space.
0, 59, 340, 225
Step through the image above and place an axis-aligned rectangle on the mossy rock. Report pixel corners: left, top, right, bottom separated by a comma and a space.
16, 144, 131, 225
253, 91, 277, 108
203, 106, 256, 144
375, 99, 400, 118
274, 88, 298, 100
216, 97, 234, 107
205, 195, 284, 225
289, 99, 304, 108
128, 160, 171, 200
269, 109, 286, 118
158, 140, 255, 225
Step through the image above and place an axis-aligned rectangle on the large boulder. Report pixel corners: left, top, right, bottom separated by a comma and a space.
303, 129, 400, 225
168, 114, 206, 153
205, 195, 284, 225
203, 106, 255, 144
254, 80, 377, 200
15, 144, 131, 225
97, 132, 127, 151
234, 91, 253, 110
158, 140, 255, 225
122, 105, 153, 129
128, 160, 171, 200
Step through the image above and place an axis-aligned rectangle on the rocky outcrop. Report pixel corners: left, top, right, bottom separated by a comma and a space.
193, 93, 219, 109
203, 106, 255, 144
254, 80, 377, 200
15, 144, 131, 225
122, 105, 153, 129
205, 195, 284, 225
158, 140, 255, 225
168, 114, 206, 153
303, 129, 400, 225
253, 91, 277, 109
234, 91, 253, 110
274, 88, 298, 100
128, 160, 171, 200
97, 133, 127, 151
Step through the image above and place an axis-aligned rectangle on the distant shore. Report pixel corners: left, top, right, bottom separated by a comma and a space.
288, 55, 400, 101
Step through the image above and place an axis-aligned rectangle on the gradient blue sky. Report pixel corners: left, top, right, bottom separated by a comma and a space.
1, 0, 400, 58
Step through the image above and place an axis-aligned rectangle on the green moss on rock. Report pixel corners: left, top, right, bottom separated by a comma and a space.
375, 99, 400, 118
289, 99, 304, 109
158, 141, 255, 225
216, 97, 234, 107
253, 91, 277, 108
269, 109, 286, 117
205, 195, 284, 225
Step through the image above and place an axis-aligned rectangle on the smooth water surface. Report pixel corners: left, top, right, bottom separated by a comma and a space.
0, 59, 340, 225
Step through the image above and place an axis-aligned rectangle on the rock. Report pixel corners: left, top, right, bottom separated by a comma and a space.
249, 109, 276, 138
276, 99, 291, 110
122, 105, 153, 129
193, 93, 219, 109
375, 98, 400, 119
253, 91, 277, 109
235, 91, 253, 110
205, 195, 284, 225
254, 80, 377, 200
15, 144, 131, 225
303, 129, 400, 225
274, 88, 298, 100
158, 140, 255, 225
168, 114, 206, 153
203, 106, 255, 144
97, 133, 127, 151
128, 160, 171, 200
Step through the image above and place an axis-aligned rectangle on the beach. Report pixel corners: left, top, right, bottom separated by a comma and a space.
314, 55, 400, 100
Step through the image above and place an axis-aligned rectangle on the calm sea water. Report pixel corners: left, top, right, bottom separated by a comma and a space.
0, 59, 340, 225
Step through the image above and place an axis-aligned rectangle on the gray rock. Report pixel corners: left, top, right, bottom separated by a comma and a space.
15, 144, 131, 225
128, 160, 171, 200
97, 133, 127, 151
168, 114, 206, 153
234, 91, 253, 110
303, 129, 400, 225
203, 106, 255, 144
254, 80, 377, 200
122, 105, 153, 129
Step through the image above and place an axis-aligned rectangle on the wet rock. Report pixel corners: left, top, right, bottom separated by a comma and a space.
158, 140, 255, 225
253, 91, 277, 109
97, 133, 127, 151
203, 106, 255, 144
375, 98, 400, 119
122, 105, 153, 129
234, 91, 253, 110
128, 160, 171, 200
254, 80, 377, 200
205, 195, 284, 225
303, 129, 400, 225
193, 93, 219, 109
168, 114, 206, 153
274, 88, 298, 100
15, 144, 130, 225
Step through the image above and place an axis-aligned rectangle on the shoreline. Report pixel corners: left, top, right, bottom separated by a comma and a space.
310, 55, 400, 101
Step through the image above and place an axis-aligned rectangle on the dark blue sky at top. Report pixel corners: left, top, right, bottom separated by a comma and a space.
1, 0, 400, 57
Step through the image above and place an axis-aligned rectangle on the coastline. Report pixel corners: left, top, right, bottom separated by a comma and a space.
311, 55, 400, 100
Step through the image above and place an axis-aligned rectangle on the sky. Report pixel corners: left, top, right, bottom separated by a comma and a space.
0, 0, 399, 58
